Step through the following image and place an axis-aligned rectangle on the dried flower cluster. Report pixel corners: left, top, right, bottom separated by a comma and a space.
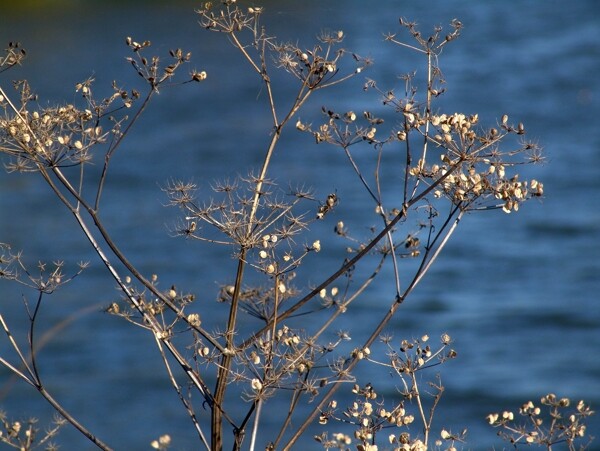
0, 38, 204, 175
487, 394, 594, 449
0, 411, 66, 451
314, 335, 463, 450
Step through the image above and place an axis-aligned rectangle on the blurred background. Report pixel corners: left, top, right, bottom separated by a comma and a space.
0, 0, 598, 449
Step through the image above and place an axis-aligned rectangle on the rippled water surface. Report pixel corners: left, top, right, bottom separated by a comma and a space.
1, 1, 599, 449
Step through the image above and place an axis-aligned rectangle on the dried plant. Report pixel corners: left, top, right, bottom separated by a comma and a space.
487, 394, 594, 450
0, 3, 593, 451
0, 410, 66, 451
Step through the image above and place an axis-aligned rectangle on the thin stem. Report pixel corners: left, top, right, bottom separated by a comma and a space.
249, 398, 262, 451
38, 386, 113, 451
0, 314, 36, 384
412, 370, 429, 445
0, 315, 113, 450
95, 89, 155, 210
212, 253, 247, 450
155, 335, 210, 450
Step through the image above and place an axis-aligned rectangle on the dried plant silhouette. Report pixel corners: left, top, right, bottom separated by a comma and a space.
0, 2, 594, 450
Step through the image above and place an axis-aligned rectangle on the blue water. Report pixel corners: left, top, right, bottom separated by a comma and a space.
1, 1, 599, 449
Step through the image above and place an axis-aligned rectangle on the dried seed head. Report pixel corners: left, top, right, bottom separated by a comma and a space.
251, 378, 262, 391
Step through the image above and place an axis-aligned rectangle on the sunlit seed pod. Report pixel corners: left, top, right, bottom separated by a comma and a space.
331, 287, 338, 296
326, 193, 337, 207
397, 130, 406, 141
251, 378, 262, 391
259, 250, 268, 259
487, 413, 499, 424
266, 264, 275, 274
74, 140, 83, 150
319, 288, 327, 298
514, 187, 523, 199
278, 282, 286, 294
187, 313, 201, 327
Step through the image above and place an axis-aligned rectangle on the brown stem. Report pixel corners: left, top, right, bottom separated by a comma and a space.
212, 252, 247, 450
